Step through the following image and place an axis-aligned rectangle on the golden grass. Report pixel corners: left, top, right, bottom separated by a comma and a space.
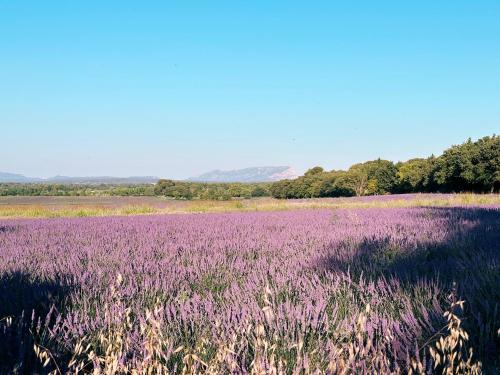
0, 194, 499, 219
31, 275, 483, 374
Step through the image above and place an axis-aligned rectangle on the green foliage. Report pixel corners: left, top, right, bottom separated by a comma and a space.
269, 169, 335, 199
348, 159, 398, 195
304, 166, 325, 176
154, 180, 271, 200
270, 135, 500, 199
395, 157, 436, 193
434, 136, 500, 192
0, 183, 156, 197
270, 160, 398, 199
250, 186, 268, 197
1, 181, 271, 201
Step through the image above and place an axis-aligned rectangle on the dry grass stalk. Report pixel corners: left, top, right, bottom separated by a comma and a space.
31, 279, 489, 374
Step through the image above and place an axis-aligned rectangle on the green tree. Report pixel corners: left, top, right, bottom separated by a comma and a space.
348, 159, 397, 195
396, 157, 435, 192
433, 136, 500, 192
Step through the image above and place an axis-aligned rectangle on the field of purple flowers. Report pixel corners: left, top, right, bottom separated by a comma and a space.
0, 204, 499, 373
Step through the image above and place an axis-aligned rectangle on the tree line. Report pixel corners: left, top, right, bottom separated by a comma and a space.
1, 181, 271, 200
0, 183, 156, 197
153, 181, 270, 200
2, 135, 497, 200
270, 135, 499, 199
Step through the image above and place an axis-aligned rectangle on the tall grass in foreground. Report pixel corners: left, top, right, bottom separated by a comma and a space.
3, 277, 486, 374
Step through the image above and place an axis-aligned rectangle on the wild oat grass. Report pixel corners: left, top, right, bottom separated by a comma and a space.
31, 276, 486, 374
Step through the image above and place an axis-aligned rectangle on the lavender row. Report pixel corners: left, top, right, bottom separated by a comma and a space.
0, 206, 498, 372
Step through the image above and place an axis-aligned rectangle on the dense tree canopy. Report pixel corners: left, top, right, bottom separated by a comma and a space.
154, 180, 271, 200
270, 135, 500, 199
0, 183, 156, 197
434, 136, 500, 193
395, 157, 436, 193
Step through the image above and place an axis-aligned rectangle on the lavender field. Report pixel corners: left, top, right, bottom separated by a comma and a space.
0, 204, 499, 373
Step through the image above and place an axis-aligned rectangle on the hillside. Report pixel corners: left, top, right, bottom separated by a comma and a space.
187, 166, 298, 183
0, 172, 158, 184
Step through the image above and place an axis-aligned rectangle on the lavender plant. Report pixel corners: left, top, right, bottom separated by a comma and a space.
0, 204, 498, 373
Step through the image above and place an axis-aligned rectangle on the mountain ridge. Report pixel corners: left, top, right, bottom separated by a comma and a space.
0, 172, 159, 184
1, 166, 298, 184
187, 166, 298, 183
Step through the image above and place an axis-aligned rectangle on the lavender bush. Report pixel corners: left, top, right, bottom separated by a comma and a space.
0, 205, 498, 373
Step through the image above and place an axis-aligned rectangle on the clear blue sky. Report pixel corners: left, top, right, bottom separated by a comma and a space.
1, 1, 499, 179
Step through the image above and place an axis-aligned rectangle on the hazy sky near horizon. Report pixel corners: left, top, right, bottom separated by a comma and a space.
1, 1, 499, 179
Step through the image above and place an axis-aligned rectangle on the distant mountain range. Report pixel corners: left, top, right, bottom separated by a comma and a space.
187, 166, 298, 183
0, 166, 298, 184
0, 172, 42, 183
0, 172, 159, 184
